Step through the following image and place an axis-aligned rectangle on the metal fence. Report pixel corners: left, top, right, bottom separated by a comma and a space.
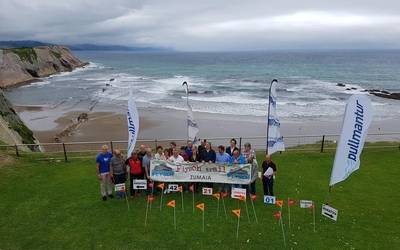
0, 132, 399, 162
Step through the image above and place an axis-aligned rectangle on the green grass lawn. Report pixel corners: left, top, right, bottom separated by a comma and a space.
0, 146, 399, 249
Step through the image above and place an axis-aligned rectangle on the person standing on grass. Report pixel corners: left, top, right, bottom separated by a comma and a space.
226, 138, 239, 156
216, 145, 230, 192
138, 144, 146, 162
142, 147, 154, 194
262, 154, 277, 196
126, 151, 143, 197
96, 145, 114, 201
243, 143, 257, 195
110, 149, 127, 199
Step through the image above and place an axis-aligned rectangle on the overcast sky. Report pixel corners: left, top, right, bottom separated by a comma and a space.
1, 0, 399, 51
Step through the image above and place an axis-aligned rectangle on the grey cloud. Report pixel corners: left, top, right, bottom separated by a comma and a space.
0, 0, 399, 50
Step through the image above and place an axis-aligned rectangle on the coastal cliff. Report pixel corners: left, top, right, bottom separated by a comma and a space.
0, 45, 87, 88
0, 90, 36, 149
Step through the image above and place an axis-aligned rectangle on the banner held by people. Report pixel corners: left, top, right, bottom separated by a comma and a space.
330, 94, 373, 187
266, 79, 285, 155
127, 89, 139, 157
150, 160, 253, 185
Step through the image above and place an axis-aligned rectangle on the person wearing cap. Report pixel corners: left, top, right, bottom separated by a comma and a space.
96, 145, 114, 201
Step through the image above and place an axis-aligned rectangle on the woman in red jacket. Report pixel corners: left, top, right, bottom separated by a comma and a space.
125, 151, 143, 197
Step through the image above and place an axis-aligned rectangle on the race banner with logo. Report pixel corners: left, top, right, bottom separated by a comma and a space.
267, 80, 285, 155
150, 159, 253, 184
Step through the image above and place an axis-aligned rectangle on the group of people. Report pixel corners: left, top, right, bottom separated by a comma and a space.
95, 138, 277, 201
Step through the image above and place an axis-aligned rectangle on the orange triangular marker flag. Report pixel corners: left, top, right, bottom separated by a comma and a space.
167, 200, 176, 208
239, 195, 246, 201
221, 192, 229, 198
178, 186, 183, 193
157, 183, 165, 190
232, 209, 241, 218
276, 200, 284, 207
274, 211, 281, 220
213, 193, 221, 200
250, 194, 257, 201
189, 184, 194, 192
196, 203, 205, 211
147, 195, 154, 202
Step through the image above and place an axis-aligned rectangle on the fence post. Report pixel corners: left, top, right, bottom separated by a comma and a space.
320, 135, 325, 153
62, 143, 68, 162
110, 141, 114, 153
15, 144, 19, 157
155, 139, 158, 149
239, 137, 242, 153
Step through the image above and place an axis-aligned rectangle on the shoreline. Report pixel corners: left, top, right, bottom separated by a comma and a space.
13, 104, 400, 149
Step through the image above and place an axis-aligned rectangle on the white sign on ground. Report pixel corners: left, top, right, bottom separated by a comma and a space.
114, 183, 126, 192
300, 200, 314, 208
202, 187, 213, 195
322, 204, 338, 221
231, 187, 247, 200
263, 195, 276, 204
132, 179, 147, 190
168, 184, 179, 192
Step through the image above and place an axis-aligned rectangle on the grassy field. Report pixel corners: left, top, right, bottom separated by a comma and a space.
0, 145, 399, 249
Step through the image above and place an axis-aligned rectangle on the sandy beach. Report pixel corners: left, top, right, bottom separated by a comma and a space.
13, 103, 400, 151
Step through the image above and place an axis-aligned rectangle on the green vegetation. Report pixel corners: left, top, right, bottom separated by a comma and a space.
51, 50, 62, 59
0, 91, 35, 146
0, 146, 399, 249
10, 47, 37, 64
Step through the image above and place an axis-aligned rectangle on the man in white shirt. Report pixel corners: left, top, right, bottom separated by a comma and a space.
169, 148, 184, 163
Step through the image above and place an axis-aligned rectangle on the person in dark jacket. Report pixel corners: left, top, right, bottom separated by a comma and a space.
262, 154, 277, 196
200, 142, 216, 163
226, 138, 239, 156
110, 149, 127, 198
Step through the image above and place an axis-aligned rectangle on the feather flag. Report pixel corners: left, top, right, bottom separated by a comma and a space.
127, 89, 140, 156
183, 82, 199, 142
266, 79, 285, 155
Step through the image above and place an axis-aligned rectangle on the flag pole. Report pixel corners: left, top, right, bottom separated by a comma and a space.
313, 203, 316, 232
244, 197, 250, 223
182, 81, 189, 142
144, 197, 150, 227
236, 214, 240, 240
202, 209, 205, 233
288, 197, 291, 229
280, 215, 287, 247
159, 187, 164, 211
181, 187, 185, 213
174, 205, 177, 230
266, 79, 278, 155
192, 185, 195, 214
124, 188, 130, 211
150, 182, 154, 211
222, 193, 228, 220
217, 195, 220, 217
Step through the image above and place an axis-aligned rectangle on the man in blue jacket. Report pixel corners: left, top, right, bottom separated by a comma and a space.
96, 145, 114, 201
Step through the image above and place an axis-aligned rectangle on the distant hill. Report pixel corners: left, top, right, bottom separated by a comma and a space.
0, 40, 53, 48
0, 40, 168, 51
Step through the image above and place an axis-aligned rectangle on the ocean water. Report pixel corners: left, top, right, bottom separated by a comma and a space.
5, 50, 400, 121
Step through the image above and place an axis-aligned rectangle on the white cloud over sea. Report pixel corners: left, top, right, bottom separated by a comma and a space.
0, 0, 399, 51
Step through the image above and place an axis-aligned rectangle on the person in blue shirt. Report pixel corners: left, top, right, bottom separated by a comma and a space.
229, 149, 247, 164
216, 145, 230, 164
96, 145, 114, 201
185, 140, 194, 159
216, 145, 230, 192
